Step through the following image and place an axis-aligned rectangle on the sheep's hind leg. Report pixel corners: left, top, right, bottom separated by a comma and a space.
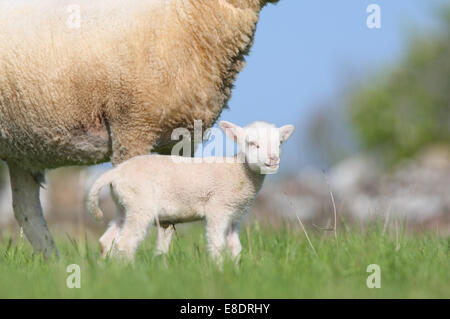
8, 162, 57, 258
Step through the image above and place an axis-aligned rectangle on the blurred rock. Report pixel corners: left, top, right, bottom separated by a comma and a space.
379, 145, 450, 223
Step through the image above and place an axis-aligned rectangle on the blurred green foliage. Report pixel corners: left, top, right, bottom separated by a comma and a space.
348, 8, 450, 165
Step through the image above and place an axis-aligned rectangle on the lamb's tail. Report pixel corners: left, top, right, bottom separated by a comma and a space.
87, 169, 118, 222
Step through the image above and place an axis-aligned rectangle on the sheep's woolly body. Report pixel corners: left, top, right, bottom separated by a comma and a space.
0, 0, 274, 168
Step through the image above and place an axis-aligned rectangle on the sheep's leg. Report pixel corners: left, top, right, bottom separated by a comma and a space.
155, 224, 175, 256
226, 221, 242, 263
205, 215, 230, 264
112, 209, 154, 261
8, 162, 57, 258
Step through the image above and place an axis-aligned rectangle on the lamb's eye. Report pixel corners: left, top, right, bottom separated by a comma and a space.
248, 141, 259, 148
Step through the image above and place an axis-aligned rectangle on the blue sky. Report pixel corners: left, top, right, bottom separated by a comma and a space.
205, 0, 447, 172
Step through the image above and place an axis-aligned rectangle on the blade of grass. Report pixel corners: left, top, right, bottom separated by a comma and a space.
296, 214, 318, 257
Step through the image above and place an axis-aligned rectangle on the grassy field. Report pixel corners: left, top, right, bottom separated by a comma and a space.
0, 222, 448, 298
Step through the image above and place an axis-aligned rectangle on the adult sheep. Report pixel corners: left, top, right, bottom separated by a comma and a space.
0, 0, 281, 257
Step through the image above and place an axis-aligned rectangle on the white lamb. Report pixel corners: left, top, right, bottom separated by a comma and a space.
87, 121, 295, 261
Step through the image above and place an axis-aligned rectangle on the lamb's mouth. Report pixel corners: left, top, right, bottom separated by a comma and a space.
262, 164, 279, 174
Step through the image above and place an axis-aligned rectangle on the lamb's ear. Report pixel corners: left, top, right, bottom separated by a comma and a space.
219, 121, 243, 142
279, 124, 295, 143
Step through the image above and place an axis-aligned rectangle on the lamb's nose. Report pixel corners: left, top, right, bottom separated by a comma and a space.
269, 155, 279, 164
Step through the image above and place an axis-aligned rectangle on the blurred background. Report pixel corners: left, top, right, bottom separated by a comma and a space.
0, 0, 449, 237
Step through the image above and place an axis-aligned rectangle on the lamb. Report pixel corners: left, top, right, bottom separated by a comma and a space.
0, 0, 281, 256
87, 121, 295, 261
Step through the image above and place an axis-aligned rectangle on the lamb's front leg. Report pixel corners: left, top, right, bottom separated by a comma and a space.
205, 214, 230, 264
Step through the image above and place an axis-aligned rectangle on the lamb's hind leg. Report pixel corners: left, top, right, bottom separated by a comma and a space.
112, 208, 154, 261
99, 217, 123, 258
155, 224, 174, 256
8, 162, 57, 257
99, 185, 125, 258
108, 120, 171, 257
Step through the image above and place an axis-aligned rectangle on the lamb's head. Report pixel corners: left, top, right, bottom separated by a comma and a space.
219, 120, 295, 174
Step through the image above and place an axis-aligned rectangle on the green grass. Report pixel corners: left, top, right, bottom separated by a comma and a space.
0, 222, 448, 298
